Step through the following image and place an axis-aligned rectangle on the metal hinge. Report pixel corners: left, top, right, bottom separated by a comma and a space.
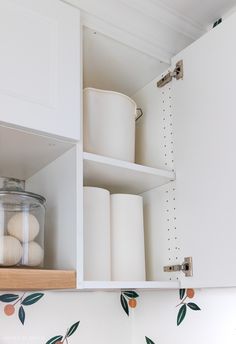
163, 257, 193, 277
157, 60, 183, 88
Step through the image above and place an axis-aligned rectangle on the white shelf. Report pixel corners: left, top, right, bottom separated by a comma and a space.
83, 152, 175, 194
79, 281, 180, 290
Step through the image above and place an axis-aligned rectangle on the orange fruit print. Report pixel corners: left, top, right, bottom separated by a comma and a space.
186, 288, 195, 298
129, 298, 137, 308
4, 304, 15, 316
120, 291, 139, 315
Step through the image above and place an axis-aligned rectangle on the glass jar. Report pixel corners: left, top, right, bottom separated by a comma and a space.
0, 177, 46, 268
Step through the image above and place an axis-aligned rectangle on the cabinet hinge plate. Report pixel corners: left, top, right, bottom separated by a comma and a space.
163, 256, 193, 277
157, 60, 183, 88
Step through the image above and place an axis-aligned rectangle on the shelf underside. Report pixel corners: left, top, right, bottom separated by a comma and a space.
79, 281, 180, 290
0, 125, 74, 180
0, 269, 76, 290
83, 152, 175, 194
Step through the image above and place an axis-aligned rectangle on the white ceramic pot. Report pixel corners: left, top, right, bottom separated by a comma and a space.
83, 88, 137, 162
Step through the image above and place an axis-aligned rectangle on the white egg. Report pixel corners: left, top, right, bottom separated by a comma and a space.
22, 241, 44, 267
0, 236, 23, 266
7, 212, 40, 243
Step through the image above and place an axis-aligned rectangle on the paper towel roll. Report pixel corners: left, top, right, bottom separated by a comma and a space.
111, 194, 146, 281
83, 187, 111, 280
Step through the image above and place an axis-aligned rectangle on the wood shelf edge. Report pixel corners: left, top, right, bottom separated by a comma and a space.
0, 268, 76, 290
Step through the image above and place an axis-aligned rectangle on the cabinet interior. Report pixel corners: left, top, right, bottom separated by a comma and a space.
0, 125, 79, 278
26, 145, 78, 272
82, 27, 180, 287
0, 25, 180, 290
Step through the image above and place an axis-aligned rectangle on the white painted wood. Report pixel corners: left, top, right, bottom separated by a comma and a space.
142, 182, 181, 282
134, 77, 180, 282
157, 0, 236, 28
118, 0, 204, 39
81, 11, 171, 63
133, 75, 174, 171
76, 143, 84, 285
26, 147, 78, 271
63, 0, 200, 63
83, 27, 168, 97
0, 0, 80, 140
79, 280, 179, 290
0, 125, 74, 180
172, 12, 236, 288
83, 152, 175, 194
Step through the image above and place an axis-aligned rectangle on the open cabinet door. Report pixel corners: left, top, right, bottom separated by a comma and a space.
172, 12, 236, 288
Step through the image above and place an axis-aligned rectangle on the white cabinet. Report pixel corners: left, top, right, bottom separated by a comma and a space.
1, 1, 236, 291
0, 0, 81, 140
172, 13, 236, 288
80, 11, 236, 290
0, 0, 81, 290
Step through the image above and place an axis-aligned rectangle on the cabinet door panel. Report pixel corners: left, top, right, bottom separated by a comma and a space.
0, 0, 80, 140
172, 14, 236, 288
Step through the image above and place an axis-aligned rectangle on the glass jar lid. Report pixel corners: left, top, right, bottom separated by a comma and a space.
0, 177, 46, 204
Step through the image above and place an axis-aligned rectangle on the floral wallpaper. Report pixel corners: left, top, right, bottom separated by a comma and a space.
145, 336, 155, 344
0, 288, 236, 343
0, 293, 44, 325
120, 291, 139, 316
176, 289, 201, 326
46, 321, 80, 344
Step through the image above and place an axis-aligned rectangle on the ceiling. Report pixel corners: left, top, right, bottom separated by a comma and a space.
79, 0, 236, 96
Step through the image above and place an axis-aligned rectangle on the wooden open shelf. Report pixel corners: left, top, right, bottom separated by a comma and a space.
0, 269, 76, 290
